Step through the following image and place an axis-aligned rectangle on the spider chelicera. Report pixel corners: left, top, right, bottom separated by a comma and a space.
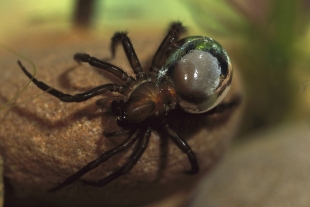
17, 22, 232, 191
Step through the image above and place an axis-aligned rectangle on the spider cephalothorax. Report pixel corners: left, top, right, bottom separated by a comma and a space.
18, 22, 232, 191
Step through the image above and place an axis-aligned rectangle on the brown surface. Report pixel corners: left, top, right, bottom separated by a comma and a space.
191, 122, 310, 207
0, 154, 3, 207
0, 30, 244, 207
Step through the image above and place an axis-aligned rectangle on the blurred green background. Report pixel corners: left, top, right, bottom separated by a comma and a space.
1, 0, 310, 137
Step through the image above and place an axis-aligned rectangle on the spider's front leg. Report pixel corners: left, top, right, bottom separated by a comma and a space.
81, 128, 151, 187
50, 129, 143, 191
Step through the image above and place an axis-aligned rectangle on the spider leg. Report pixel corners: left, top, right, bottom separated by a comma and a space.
110, 32, 143, 74
151, 21, 187, 71
163, 122, 199, 174
49, 129, 142, 192
81, 128, 151, 187
18, 61, 125, 102
74, 53, 135, 85
103, 129, 131, 137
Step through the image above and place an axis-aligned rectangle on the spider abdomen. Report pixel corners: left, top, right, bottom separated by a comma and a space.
159, 36, 232, 114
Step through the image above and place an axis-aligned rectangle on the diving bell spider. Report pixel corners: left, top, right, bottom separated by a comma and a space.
18, 21, 232, 191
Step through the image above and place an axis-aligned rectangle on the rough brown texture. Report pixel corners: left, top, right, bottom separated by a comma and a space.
0, 31, 244, 207
0, 154, 3, 207
191, 122, 310, 207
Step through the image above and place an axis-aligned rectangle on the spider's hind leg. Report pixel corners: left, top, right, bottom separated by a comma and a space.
110, 32, 143, 74
162, 122, 199, 174
151, 21, 187, 72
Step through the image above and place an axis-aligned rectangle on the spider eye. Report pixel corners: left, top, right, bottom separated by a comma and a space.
159, 36, 232, 113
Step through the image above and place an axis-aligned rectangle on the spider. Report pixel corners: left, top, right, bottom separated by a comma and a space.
17, 22, 232, 191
